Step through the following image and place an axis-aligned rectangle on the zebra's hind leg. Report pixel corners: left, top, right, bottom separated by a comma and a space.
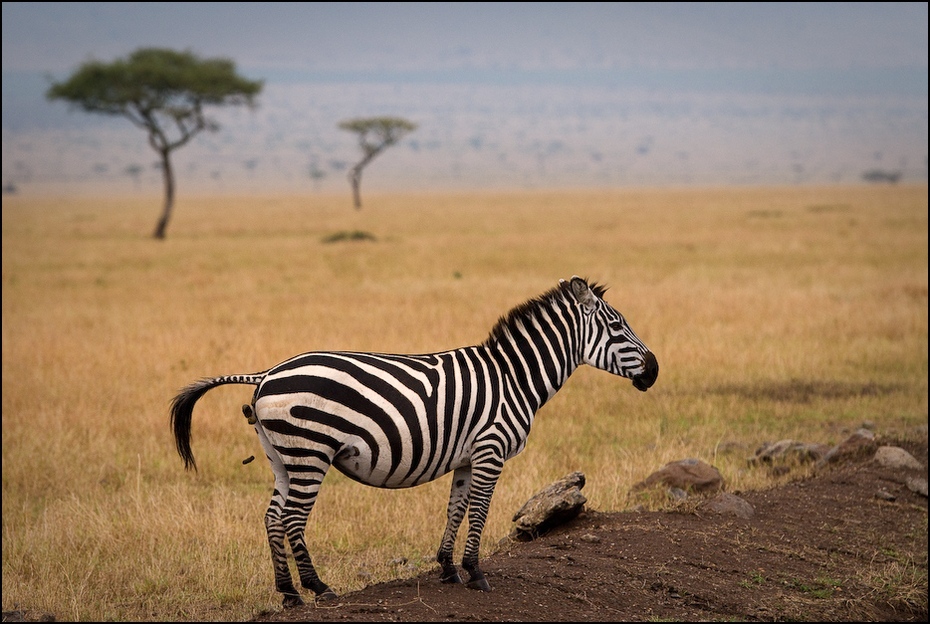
436, 466, 471, 584
282, 476, 339, 602
264, 502, 304, 608
259, 442, 304, 606
255, 416, 334, 605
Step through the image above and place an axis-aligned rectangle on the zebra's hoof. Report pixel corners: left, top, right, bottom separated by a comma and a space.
316, 588, 339, 602
465, 576, 492, 592
440, 571, 463, 584
282, 593, 304, 608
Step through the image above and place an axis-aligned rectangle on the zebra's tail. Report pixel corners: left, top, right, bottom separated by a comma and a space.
170, 374, 265, 472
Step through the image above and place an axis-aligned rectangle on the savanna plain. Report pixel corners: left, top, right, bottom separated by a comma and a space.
2, 185, 927, 622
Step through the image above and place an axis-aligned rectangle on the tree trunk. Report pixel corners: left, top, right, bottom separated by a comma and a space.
348, 165, 363, 210
152, 148, 175, 239
347, 147, 382, 210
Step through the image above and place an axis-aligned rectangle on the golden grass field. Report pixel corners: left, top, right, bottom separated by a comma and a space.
2, 185, 927, 621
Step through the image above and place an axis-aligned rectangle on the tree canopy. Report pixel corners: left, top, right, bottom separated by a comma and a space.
339, 116, 417, 209
47, 48, 263, 238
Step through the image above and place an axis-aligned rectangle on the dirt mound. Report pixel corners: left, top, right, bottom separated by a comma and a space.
250, 435, 927, 623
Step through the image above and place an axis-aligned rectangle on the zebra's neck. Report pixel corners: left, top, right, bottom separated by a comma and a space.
482, 288, 583, 414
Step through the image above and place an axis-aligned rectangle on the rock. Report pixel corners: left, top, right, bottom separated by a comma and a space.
511, 471, 587, 541
874, 488, 897, 501
873, 446, 923, 470
632, 458, 724, 494
906, 476, 928, 497
698, 492, 755, 519
750, 439, 831, 464
816, 428, 877, 468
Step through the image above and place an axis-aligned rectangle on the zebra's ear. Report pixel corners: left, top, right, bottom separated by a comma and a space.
570, 276, 597, 312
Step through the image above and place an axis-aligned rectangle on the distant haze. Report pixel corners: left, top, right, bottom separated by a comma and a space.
2, 2, 927, 194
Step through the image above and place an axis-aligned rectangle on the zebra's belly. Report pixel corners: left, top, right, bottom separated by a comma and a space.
331, 440, 403, 487
332, 440, 469, 489
255, 389, 475, 489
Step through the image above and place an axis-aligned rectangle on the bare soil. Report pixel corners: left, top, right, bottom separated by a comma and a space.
253, 436, 927, 623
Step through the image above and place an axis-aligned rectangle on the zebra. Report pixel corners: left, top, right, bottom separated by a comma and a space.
170, 276, 658, 607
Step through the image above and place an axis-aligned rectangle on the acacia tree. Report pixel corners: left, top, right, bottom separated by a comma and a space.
47, 48, 263, 239
339, 117, 417, 209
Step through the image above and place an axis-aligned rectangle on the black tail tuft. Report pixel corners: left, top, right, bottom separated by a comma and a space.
169, 378, 220, 471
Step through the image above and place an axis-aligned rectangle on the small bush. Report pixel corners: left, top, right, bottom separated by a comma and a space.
321, 230, 377, 243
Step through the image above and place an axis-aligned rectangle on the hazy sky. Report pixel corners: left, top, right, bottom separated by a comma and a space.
2, 2, 927, 192
3, 2, 928, 74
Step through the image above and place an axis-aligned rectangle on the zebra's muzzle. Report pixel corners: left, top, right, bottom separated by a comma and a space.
632, 351, 658, 392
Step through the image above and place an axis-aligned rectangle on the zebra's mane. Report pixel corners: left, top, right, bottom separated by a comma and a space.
482, 278, 608, 347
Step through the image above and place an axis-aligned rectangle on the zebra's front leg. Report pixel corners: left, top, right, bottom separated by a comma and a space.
461, 450, 504, 592
436, 466, 471, 585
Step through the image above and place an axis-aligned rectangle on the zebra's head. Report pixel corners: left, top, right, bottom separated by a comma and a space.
564, 277, 658, 392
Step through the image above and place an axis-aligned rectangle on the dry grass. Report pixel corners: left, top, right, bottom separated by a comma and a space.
2, 185, 927, 621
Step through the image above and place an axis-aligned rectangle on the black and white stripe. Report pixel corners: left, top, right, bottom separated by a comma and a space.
171, 276, 658, 606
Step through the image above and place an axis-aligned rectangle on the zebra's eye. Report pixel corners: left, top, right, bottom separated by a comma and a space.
609, 321, 623, 331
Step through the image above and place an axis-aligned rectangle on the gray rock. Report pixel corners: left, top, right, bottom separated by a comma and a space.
750, 439, 831, 464
873, 446, 923, 470
698, 492, 755, 519
874, 488, 897, 501
906, 476, 928, 497
511, 471, 587, 540
816, 428, 877, 468
632, 458, 724, 494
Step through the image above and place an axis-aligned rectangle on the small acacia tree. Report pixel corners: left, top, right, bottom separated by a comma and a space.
339, 116, 417, 209
47, 48, 263, 239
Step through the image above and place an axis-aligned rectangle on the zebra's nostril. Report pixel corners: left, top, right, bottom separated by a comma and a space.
632, 351, 658, 391
644, 351, 658, 380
